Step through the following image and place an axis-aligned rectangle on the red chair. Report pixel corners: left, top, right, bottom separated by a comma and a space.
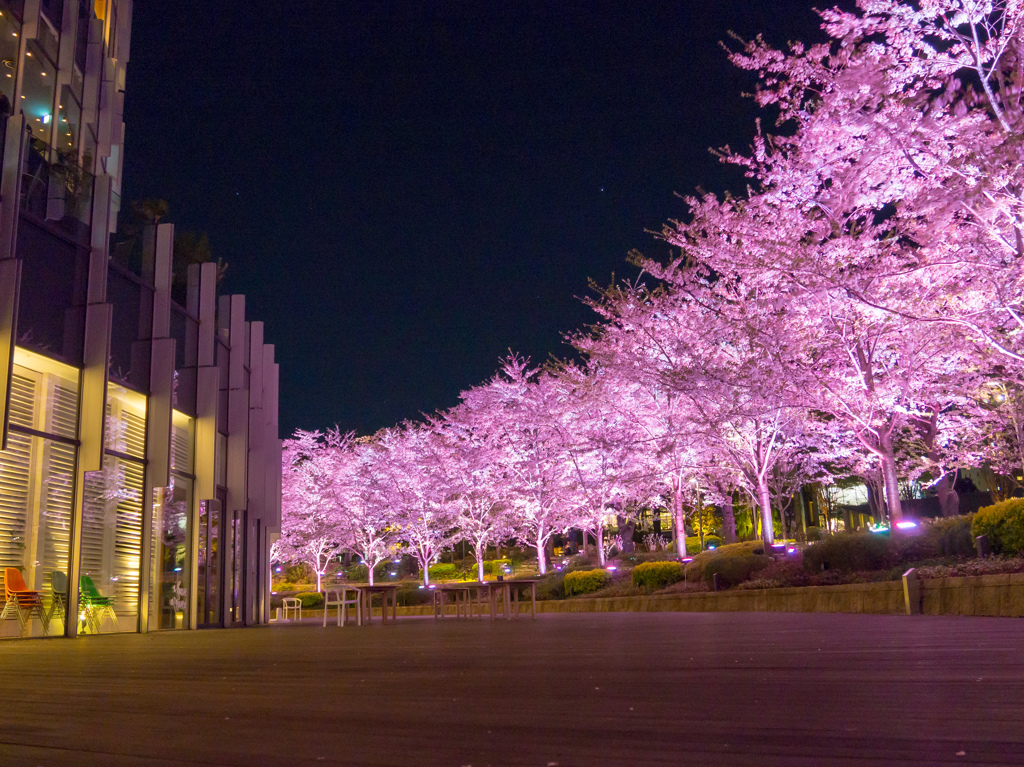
1, 567, 49, 636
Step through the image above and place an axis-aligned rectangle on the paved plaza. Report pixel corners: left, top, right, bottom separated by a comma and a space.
0, 612, 1022, 766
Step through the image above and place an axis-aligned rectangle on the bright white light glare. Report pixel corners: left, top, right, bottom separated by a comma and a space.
42, 114, 50, 124
428, 584, 436, 589
895, 520, 918, 530
606, 566, 617, 571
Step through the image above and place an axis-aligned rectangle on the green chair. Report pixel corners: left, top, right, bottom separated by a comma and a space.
79, 575, 118, 633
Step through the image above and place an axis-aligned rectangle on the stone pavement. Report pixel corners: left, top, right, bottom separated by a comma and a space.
0, 612, 1021, 766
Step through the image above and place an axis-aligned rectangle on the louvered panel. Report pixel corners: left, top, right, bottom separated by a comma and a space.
122, 411, 147, 460
46, 382, 79, 440
8, 373, 37, 431
113, 458, 144, 617
39, 440, 75, 590
170, 420, 192, 474
0, 432, 32, 594
80, 467, 112, 588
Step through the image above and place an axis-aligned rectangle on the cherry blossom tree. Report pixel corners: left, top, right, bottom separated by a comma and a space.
277, 429, 350, 593
548, 363, 647, 566
458, 358, 574, 575
337, 439, 402, 585
372, 425, 458, 586
431, 408, 516, 582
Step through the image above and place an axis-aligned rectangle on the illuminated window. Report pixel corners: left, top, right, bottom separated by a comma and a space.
0, 350, 79, 638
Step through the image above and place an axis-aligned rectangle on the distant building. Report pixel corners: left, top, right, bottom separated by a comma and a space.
0, 0, 281, 638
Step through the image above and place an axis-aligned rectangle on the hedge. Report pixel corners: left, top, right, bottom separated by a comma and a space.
927, 515, 975, 557
294, 592, 324, 609
802, 533, 894, 573
427, 563, 463, 581
482, 559, 512, 575
632, 561, 684, 590
973, 498, 1024, 555
683, 541, 769, 588
564, 569, 612, 596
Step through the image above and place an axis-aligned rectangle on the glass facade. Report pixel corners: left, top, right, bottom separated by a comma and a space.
77, 386, 147, 634
0, 0, 281, 641
0, 350, 78, 638
148, 411, 193, 630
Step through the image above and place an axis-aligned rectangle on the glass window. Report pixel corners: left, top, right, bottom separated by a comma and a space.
149, 475, 190, 630
0, 9, 21, 104
57, 86, 80, 159
70, 64, 83, 102
0, 432, 76, 638
171, 411, 194, 475
79, 453, 142, 633
36, 14, 58, 62
105, 384, 147, 459
0, 349, 78, 639
22, 40, 55, 144
10, 348, 79, 439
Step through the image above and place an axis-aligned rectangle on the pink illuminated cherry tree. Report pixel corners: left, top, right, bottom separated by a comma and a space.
277, 429, 351, 593
372, 425, 458, 586
430, 408, 516, 582
458, 357, 574, 575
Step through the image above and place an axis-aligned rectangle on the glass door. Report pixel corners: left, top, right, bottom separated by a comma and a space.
196, 499, 222, 627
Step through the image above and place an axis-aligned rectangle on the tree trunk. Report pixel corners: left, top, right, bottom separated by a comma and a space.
757, 481, 775, 548
878, 438, 903, 522
596, 525, 606, 566
935, 472, 959, 517
672, 482, 687, 557
368, 565, 375, 586
536, 532, 548, 575
475, 544, 487, 581
721, 495, 737, 544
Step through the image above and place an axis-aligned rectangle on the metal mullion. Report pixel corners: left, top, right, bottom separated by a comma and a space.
8, 422, 79, 447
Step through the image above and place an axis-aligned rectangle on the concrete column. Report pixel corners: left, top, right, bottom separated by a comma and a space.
190, 262, 219, 630
138, 224, 173, 633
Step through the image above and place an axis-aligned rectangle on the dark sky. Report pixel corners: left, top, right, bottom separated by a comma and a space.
122, 1, 837, 437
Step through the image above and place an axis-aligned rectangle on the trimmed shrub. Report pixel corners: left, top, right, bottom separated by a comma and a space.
973, 499, 1024, 555
427, 563, 462, 581
295, 591, 324, 609
482, 559, 512, 575
683, 541, 771, 588
632, 561, 684, 590
802, 533, 895, 573
535, 571, 566, 600
564, 568, 612, 596
685, 535, 723, 552
711, 553, 772, 587
926, 515, 975, 557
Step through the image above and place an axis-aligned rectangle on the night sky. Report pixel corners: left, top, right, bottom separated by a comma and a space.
122, 1, 839, 437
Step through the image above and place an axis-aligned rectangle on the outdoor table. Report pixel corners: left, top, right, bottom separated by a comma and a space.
356, 584, 400, 624
476, 579, 538, 620
431, 585, 475, 620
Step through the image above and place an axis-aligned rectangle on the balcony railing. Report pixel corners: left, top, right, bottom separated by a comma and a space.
20, 139, 94, 245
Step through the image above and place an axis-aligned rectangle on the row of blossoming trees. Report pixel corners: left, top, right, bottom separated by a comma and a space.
278, 1, 1024, 588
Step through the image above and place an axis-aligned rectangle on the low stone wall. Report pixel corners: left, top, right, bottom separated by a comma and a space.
283, 573, 1024, 622
533, 581, 907, 616
920, 572, 1024, 617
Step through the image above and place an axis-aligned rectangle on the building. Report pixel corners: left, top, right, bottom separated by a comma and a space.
0, 0, 282, 639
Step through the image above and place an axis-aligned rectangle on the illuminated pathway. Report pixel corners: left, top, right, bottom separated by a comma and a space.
0, 613, 1022, 765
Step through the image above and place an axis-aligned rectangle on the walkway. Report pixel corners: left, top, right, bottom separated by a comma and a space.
0, 613, 1021, 766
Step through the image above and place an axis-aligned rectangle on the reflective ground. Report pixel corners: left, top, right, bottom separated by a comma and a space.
0, 612, 1022, 766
